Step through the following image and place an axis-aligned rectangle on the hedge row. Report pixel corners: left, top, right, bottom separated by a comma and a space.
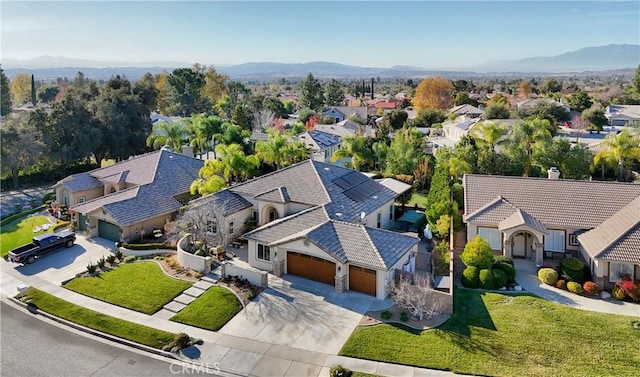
121, 242, 177, 250
1, 205, 47, 225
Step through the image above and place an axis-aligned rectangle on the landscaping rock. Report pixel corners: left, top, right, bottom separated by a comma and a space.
514, 285, 523, 291
600, 291, 611, 299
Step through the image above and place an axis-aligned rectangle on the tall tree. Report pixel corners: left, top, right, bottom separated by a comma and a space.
482, 103, 510, 119
425, 161, 452, 228
385, 109, 409, 130
166, 67, 207, 116
385, 127, 425, 176
582, 107, 607, 133
566, 90, 593, 112
155, 71, 171, 114
535, 138, 592, 180
411, 108, 447, 127
146, 120, 187, 152
412, 76, 454, 111
507, 118, 553, 176
593, 128, 640, 181
518, 80, 532, 99
0, 67, 11, 115
539, 79, 562, 94
0, 113, 45, 188
324, 79, 343, 106
331, 135, 373, 171
30, 75, 36, 105
36, 84, 59, 104
473, 121, 505, 174
202, 65, 229, 108
298, 73, 324, 111
134, 73, 159, 114
9, 73, 31, 106
188, 114, 224, 158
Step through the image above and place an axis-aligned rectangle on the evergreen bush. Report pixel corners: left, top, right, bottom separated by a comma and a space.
462, 266, 479, 288
538, 268, 559, 285
492, 269, 508, 289
478, 269, 495, 290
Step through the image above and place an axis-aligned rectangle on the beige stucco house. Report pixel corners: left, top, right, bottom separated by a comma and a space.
463, 172, 640, 288
54, 149, 203, 242
197, 159, 418, 299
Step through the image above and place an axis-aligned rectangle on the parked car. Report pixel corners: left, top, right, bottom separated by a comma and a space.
6, 230, 76, 264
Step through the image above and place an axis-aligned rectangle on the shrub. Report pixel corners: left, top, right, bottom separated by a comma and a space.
114, 249, 124, 261
478, 269, 495, 290
330, 365, 353, 377
245, 290, 255, 300
611, 285, 626, 300
461, 235, 494, 269
583, 281, 598, 296
462, 266, 479, 288
561, 268, 585, 284
555, 279, 567, 290
172, 333, 191, 349
121, 242, 177, 251
124, 256, 136, 263
400, 312, 409, 322
381, 310, 392, 320
494, 255, 514, 266
492, 269, 508, 289
561, 257, 584, 271
96, 256, 106, 269
620, 280, 640, 302
42, 192, 56, 203
106, 255, 117, 265
494, 262, 516, 283
538, 268, 559, 286
567, 281, 584, 294
86, 262, 97, 274
194, 250, 205, 256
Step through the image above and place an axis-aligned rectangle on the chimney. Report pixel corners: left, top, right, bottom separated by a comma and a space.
547, 167, 560, 180
181, 144, 194, 157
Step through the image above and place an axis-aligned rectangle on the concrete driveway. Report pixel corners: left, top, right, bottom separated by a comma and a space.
1, 234, 114, 296
219, 274, 392, 355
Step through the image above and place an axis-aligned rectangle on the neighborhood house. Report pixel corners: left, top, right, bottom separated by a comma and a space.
54, 149, 203, 242
194, 159, 418, 299
463, 171, 640, 289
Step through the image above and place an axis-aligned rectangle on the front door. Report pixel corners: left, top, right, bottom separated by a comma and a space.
512, 233, 526, 258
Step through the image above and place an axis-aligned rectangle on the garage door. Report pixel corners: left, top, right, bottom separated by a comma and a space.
287, 252, 335, 286
98, 220, 121, 242
349, 265, 377, 296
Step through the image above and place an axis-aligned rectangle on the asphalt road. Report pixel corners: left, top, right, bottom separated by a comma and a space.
0, 301, 225, 376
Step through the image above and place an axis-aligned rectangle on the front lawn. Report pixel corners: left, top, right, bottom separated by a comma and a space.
64, 262, 193, 314
1, 215, 52, 257
17, 287, 176, 349
340, 289, 640, 377
170, 287, 242, 331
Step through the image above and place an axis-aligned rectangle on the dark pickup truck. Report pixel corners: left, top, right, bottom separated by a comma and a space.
7, 230, 76, 264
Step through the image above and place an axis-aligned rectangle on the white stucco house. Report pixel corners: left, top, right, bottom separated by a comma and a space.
196, 160, 417, 299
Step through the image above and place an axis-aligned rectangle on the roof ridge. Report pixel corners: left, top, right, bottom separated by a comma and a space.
464, 195, 509, 220
309, 160, 332, 204
71, 186, 140, 208
230, 159, 313, 191
89, 149, 163, 178
362, 225, 387, 269
585, 198, 640, 258
244, 206, 326, 237
465, 174, 640, 186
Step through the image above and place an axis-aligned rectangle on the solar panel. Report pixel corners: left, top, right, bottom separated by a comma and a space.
344, 180, 381, 202
332, 171, 367, 190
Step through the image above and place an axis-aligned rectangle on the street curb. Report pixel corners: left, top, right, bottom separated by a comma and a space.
7, 296, 180, 361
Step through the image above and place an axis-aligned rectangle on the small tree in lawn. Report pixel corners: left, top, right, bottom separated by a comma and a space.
461, 235, 494, 269
389, 273, 442, 321
571, 114, 588, 142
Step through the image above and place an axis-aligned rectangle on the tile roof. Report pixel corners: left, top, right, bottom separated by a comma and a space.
498, 208, 548, 235
69, 150, 203, 226
578, 196, 640, 264
191, 189, 253, 217
323, 106, 368, 120
314, 124, 357, 138
449, 104, 483, 116
254, 187, 290, 203
56, 173, 103, 192
463, 175, 640, 229
296, 130, 341, 151
605, 104, 640, 120
375, 178, 412, 195
243, 207, 329, 245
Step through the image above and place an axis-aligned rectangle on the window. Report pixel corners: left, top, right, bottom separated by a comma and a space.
252, 210, 259, 223
77, 197, 86, 204
389, 205, 394, 221
228, 221, 234, 235
609, 263, 634, 282
376, 212, 381, 228
206, 220, 217, 234
257, 244, 271, 261
268, 208, 278, 222
478, 227, 502, 250
544, 230, 565, 252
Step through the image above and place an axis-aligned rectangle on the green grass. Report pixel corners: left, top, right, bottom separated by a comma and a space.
401, 193, 429, 209
340, 289, 640, 377
17, 287, 176, 349
64, 262, 193, 314
1, 215, 53, 257
170, 287, 242, 331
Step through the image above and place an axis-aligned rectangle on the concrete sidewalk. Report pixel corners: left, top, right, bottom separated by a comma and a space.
514, 260, 639, 317
1, 264, 454, 377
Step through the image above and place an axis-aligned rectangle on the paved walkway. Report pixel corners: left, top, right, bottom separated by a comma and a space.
1, 258, 454, 377
514, 260, 639, 317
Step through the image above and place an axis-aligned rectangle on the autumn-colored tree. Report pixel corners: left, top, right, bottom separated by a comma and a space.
9, 73, 32, 106
55, 81, 69, 102
412, 76, 454, 111
305, 114, 320, 130
518, 80, 532, 99
202, 65, 229, 108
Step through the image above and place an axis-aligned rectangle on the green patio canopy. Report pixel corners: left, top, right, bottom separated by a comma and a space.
396, 210, 426, 232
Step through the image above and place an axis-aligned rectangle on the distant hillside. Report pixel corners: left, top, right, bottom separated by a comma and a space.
475, 44, 639, 73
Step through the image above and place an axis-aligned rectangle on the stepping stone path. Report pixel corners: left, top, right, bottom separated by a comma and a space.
153, 273, 219, 319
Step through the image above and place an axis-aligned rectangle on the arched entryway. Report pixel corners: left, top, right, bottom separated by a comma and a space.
261, 206, 279, 224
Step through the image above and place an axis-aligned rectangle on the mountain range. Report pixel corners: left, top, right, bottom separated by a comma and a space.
2, 44, 638, 81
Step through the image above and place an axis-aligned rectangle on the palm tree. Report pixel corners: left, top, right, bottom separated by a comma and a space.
190, 161, 226, 195
255, 132, 288, 169
508, 118, 552, 176
473, 121, 505, 174
593, 128, 640, 181
281, 140, 309, 167
188, 114, 224, 158
214, 143, 259, 183
146, 120, 187, 152
330, 135, 373, 171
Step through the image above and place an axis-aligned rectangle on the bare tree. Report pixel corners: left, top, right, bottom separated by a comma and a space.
389, 273, 442, 321
252, 109, 275, 133
166, 194, 235, 251
571, 114, 589, 142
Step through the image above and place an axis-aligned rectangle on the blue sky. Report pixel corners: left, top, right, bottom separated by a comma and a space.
2, 1, 639, 68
